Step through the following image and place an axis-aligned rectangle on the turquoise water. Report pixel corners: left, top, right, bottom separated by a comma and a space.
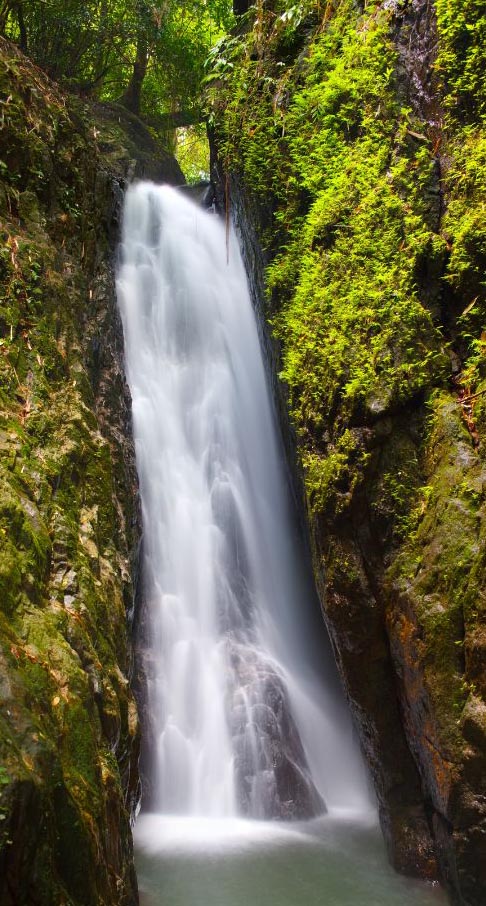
135, 814, 446, 906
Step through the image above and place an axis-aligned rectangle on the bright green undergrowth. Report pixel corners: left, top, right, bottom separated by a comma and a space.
436, 0, 486, 121
210, 0, 486, 740
435, 0, 486, 404
211, 0, 449, 515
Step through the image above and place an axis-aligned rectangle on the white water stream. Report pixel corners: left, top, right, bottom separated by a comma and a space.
116, 182, 370, 828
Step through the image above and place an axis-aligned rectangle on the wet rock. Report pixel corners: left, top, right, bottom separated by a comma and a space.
228, 641, 325, 820
391, 0, 442, 127
388, 401, 486, 905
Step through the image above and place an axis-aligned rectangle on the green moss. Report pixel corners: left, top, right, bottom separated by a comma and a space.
211, 1, 486, 837
211, 0, 449, 520
433, 0, 486, 405
0, 37, 139, 905
212, 0, 486, 574
435, 0, 486, 122
302, 428, 371, 514
390, 394, 486, 742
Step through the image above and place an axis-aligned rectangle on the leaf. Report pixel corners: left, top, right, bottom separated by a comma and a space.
460, 296, 479, 317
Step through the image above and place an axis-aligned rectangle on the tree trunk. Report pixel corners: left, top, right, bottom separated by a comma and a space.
120, 33, 148, 116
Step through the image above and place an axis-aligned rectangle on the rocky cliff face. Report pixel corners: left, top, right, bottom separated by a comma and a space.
209, 2, 486, 904
0, 38, 182, 905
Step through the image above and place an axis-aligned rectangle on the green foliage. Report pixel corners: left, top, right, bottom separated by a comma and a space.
435, 0, 486, 121
434, 2, 486, 420
302, 429, 371, 514
211, 0, 448, 514
439, 129, 486, 396
5, 0, 130, 85
176, 125, 211, 182
434, 0, 486, 399
137, 1, 234, 120
2, 0, 234, 123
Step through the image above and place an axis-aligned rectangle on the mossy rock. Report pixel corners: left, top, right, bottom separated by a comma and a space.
210, 0, 486, 901
0, 32, 178, 906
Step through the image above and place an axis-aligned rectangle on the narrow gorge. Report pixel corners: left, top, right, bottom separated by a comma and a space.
0, 1, 485, 905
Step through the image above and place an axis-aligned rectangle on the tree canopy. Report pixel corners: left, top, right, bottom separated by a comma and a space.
0, 0, 235, 119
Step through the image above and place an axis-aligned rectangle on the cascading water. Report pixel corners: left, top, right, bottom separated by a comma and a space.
116, 181, 369, 826
115, 182, 448, 906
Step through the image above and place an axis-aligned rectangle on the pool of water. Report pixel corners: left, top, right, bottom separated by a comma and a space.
135, 813, 446, 906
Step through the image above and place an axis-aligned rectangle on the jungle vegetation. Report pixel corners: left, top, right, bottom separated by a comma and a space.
0, 0, 235, 122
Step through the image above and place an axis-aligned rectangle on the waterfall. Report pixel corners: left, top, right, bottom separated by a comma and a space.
116, 182, 369, 823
